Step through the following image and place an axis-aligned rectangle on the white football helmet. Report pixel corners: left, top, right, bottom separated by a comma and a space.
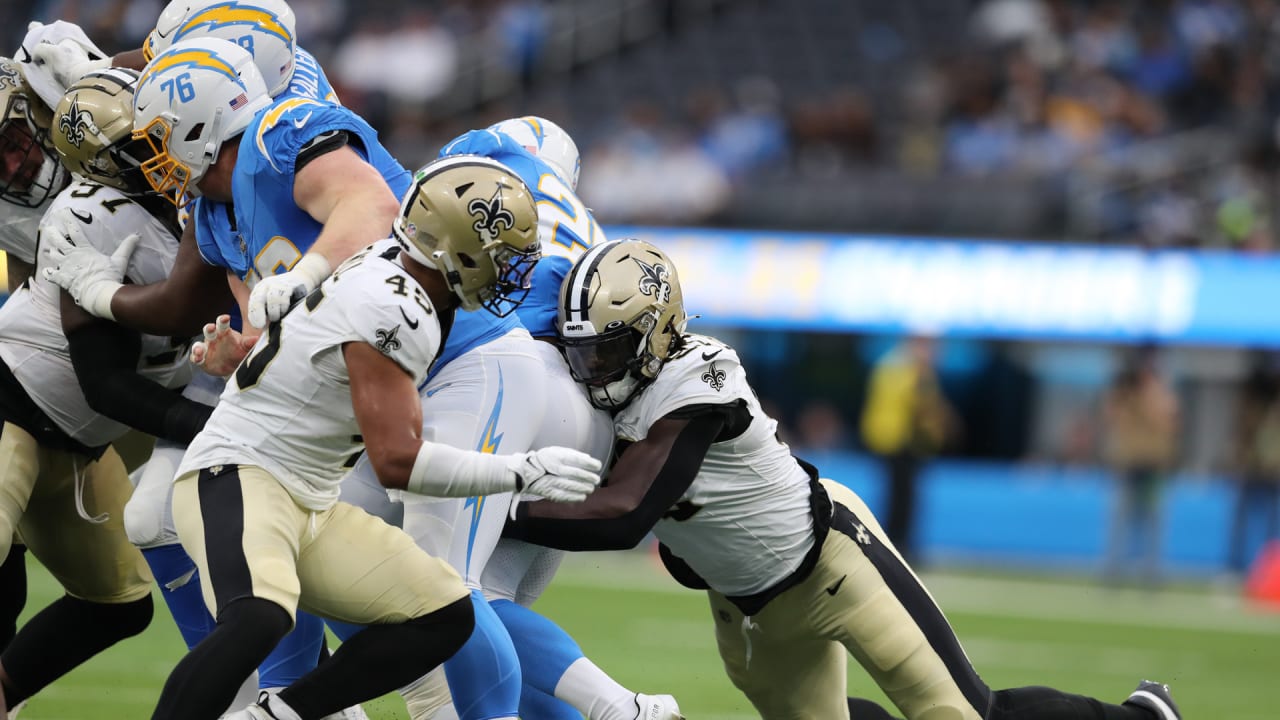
133, 37, 271, 203
488, 116, 581, 190
393, 156, 541, 317
0, 57, 70, 207
558, 239, 688, 409
145, 0, 298, 97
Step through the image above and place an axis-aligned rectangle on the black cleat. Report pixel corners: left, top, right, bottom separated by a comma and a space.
1123, 680, 1181, 720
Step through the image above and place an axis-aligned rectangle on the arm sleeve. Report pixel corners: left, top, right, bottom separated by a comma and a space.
67, 322, 214, 445
505, 407, 729, 551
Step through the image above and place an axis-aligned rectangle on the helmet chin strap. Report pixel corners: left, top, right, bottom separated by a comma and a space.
195, 105, 226, 184
430, 250, 478, 310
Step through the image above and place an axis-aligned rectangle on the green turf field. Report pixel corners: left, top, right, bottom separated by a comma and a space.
13, 549, 1276, 718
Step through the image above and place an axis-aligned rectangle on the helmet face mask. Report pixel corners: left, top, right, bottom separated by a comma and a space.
53, 68, 154, 195
132, 37, 272, 205
0, 58, 68, 208
558, 240, 688, 410
147, 0, 298, 97
393, 156, 542, 317
488, 116, 580, 190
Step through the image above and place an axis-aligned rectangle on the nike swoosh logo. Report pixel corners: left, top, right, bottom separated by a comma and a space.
292, 111, 313, 129
68, 209, 93, 225
399, 306, 419, 330
701, 349, 722, 361
424, 382, 454, 398
825, 575, 846, 596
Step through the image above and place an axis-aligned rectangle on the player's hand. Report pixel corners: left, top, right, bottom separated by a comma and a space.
246, 254, 330, 328
508, 447, 602, 503
190, 314, 259, 377
28, 36, 109, 96
39, 207, 135, 320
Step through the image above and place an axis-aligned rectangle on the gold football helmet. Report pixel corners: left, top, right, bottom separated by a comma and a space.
52, 68, 154, 195
393, 155, 541, 317
557, 239, 688, 409
0, 56, 69, 207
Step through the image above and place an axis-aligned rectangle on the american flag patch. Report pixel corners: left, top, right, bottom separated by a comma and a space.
229, 93, 248, 110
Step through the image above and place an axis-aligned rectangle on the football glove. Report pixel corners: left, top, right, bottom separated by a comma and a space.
508, 446, 602, 503
40, 206, 136, 321
247, 253, 330, 328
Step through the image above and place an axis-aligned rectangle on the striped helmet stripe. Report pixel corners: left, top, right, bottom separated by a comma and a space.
561, 240, 618, 324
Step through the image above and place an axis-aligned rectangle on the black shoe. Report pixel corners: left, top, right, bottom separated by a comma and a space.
1123, 680, 1181, 720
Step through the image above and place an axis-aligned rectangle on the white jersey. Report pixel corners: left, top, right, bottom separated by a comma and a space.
0, 195, 50, 265
0, 179, 189, 447
179, 242, 443, 511
614, 334, 815, 597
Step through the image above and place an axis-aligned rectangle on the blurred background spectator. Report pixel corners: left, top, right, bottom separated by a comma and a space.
1100, 345, 1180, 587
1229, 351, 1280, 577
859, 336, 959, 563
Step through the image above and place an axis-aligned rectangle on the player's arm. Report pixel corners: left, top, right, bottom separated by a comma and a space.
293, 142, 401, 271
107, 221, 233, 336
347, 340, 600, 500
61, 291, 213, 445
505, 404, 739, 551
245, 138, 400, 328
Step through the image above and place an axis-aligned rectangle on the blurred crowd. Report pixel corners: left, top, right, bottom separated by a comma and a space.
8, 0, 1280, 244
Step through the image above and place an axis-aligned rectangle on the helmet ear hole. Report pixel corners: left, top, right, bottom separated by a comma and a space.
183, 123, 204, 142
457, 252, 479, 269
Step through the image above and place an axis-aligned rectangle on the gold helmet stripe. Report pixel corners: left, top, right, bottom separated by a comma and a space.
177, 4, 293, 45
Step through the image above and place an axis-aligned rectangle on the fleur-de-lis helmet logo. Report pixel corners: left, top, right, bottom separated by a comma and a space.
468, 183, 515, 243
58, 97, 93, 149
633, 257, 671, 302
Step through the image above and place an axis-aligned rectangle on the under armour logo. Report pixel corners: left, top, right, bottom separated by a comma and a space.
468, 184, 515, 243
701, 362, 726, 391
854, 523, 870, 545
375, 325, 402, 354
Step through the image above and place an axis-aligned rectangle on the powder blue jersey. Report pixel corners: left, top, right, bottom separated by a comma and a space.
440, 129, 606, 338
193, 86, 513, 373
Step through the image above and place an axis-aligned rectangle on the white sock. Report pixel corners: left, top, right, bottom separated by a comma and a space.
554, 657, 639, 720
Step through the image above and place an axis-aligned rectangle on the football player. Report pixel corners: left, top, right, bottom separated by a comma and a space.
505, 239, 1183, 720
436, 117, 682, 720
160, 156, 600, 720
41, 33, 560, 720
0, 61, 237, 716
45, 58, 374, 717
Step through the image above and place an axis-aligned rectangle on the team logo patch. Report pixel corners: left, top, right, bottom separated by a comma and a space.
375, 324, 402, 354
633, 258, 671, 302
701, 361, 726, 391
0, 61, 20, 91
468, 184, 515, 243
57, 97, 94, 149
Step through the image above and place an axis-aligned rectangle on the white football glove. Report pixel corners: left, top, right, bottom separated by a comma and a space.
247, 253, 330, 328
39, 207, 136, 320
29, 39, 109, 96
508, 446, 603, 503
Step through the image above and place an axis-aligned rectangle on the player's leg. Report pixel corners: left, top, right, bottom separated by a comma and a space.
154, 466, 307, 720
130, 439, 332, 715
263, 500, 473, 719
2, 446, 153, 710
402, 332, 547, 720
0, 421, 39, 665
708, 588, 850, 720
819, 480, 1176, 720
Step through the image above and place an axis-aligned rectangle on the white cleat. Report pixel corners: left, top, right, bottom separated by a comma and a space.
634, 693, 685, 720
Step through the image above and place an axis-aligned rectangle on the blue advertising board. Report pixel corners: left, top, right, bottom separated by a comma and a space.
607, 227, 1280, 346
